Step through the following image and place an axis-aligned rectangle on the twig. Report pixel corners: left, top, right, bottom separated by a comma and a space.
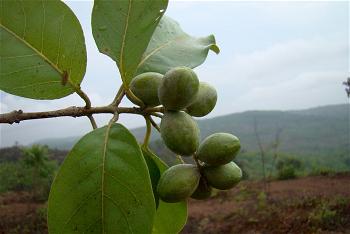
176, 155, 185, 164
149, 116, 161, 132
108, 112, 119, 126
143, 116, 152, 147
0, 106, 164, 124
68, 83, 98, 129
69, 83, 92, 108
87, 115, 98, 129
150, 112, 163, 118
111, 85, 125, 106
125, 88, 145, 108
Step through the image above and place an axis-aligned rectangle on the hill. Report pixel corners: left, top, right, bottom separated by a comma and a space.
1, 103, 349, 179
30, 103, 349, 154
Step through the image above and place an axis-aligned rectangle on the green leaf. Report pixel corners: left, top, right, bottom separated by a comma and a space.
0, 0, 87, 99
91, 0, 168, 86
48, 123, 155, 233
136, 15, 220, 75
153, 200, 187, 234
142, 147, 188, 234
141, 146, 161, 208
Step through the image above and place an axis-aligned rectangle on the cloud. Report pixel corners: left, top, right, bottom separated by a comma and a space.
231, 71, 348, 112
1, 1, 348, 147
226, 37, 347, 85
196, 36, 348, 116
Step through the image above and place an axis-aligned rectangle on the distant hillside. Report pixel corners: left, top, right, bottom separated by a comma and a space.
29, 104, 349, 158
31, 136, 80, 151
2, 104, 349, 179
0, 146, 68, 163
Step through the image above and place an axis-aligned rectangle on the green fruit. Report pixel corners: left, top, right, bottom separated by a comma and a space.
197, 133, 240, 166
160, 111, 200, 156
158, 66, 199, 110
203, 162, 242, 190
186, 82, 217, 117
129, 72, 163, 106
157, 164, 200, 203
191, 177, 212, 200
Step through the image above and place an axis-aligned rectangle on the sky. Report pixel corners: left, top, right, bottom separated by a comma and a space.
0, 1, 349, 147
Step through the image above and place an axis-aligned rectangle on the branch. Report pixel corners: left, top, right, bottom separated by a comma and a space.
0, 106, 164, 124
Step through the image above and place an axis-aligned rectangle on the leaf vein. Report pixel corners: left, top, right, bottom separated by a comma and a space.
137, 35, 186, 69
103, 194, 134, 234
7, 80, 62, 91
104, 171, 141, 205
119, 0, 132, 80
1, 54, 37, 59
83, 218, 102, 234
64, 189, 101, 227
0, 24, 63, 76
101, 123, 114, 233
1, 64, 46, 76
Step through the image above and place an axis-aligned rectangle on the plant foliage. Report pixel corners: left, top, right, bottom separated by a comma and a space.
0, 0, 222, 233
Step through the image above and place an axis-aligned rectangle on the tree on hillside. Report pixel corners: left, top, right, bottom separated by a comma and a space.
22, 145, 57, 200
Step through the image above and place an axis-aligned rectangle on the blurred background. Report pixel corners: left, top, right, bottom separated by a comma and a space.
0, 1, 349, 233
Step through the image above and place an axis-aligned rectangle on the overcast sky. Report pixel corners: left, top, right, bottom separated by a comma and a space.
0, 1, 349, 147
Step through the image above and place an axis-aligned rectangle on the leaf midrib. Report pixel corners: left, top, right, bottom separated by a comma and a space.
101, 124, 134, 233
0, 23, 64, 77
119, 0, 132, 82
137, 35, 186, 70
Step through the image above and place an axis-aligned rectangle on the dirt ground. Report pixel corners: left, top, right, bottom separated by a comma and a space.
182, 173, 350, 234
0, 173, 350, 234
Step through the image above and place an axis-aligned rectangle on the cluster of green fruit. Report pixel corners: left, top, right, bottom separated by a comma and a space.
130, 66, 242, 203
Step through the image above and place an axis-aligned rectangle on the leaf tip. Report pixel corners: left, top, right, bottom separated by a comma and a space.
210, 44, 220, 54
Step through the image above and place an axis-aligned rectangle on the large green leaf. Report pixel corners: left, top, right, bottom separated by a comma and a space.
0, 0, 87, 99
48, 123, 155, 233
136, 15, 220, 75
142, 147, 188, 234
91, 0, 168, 86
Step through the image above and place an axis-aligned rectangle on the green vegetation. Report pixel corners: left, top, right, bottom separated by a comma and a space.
31, 104, 350, 180
276, 157, 303, 180
236, 151, 349, 180
0, 145, 58, 200
307, 197, 350, 231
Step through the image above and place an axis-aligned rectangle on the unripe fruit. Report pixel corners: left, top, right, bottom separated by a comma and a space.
186, 82, 217, 117
160, 111, 200, 156
191, 177, 212, 200
158, 66, 199, 110
203, 162, 242, 190
197, 133, 240, 166
129, 72, 163, 106
157, 164, 200, 203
